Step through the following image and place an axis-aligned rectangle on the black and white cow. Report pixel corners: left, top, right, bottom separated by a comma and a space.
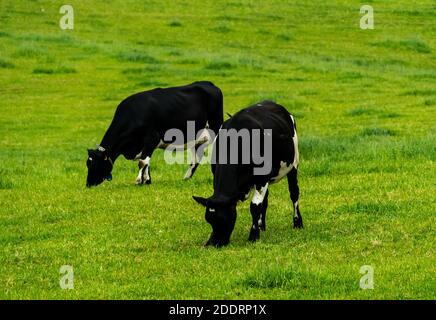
193, 101, 302, 247
86, 81, 223, 187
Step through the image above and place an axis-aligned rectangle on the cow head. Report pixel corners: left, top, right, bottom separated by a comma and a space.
86, 148, 113, 187
193, 195, 237, 247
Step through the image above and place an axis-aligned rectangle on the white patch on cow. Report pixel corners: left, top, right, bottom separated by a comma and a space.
143, 157, 151, 181
183, 128, 212, 180
251, 183, 269, 205
135, 171, 143, 184
209, 208, 215, 212
197, 128, 212, 145
183, 167, 193, 180
212, 125, 223, 146
290, 115, 299, 169
184, 148, 201, 180
294, 200, 299, 218
258, 213, 263, 226
134, 151, 143, 160
138, 157, 150, 168
271, 161, 292, 183
270, 116, 300, 183
136, 157, 151, 184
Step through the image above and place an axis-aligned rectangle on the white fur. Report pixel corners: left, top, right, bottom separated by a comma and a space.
143, 157, 150, 181
183, 163, 197, 180
197, 127, 212, 145
251, 183, 269, 205
290, 115, 299, 169
135, 172, 143, 184
294, 200, 299, 218
136, 156, 151, 184
184, 146, 202, 180
271, 161, 293, 183
271, 116, 299, 183
183, 128, 212, 179
212, 125, 223, 146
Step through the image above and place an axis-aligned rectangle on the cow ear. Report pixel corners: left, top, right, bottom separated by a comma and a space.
192, 196, 208, 207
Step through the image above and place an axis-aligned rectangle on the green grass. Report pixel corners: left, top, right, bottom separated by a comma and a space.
372, 38, 432, 54
0, 0, 435, 300
33, 65, 77, 74
0, 58, 15, 68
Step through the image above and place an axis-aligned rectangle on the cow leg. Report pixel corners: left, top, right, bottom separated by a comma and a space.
135, 131, 160, 185
183, 145, 201, 180
183, 136, 209, 180
249, 183, 269, 242
287, 168, 303, 228
259, 189, 268, 231
136, 156, 151, 185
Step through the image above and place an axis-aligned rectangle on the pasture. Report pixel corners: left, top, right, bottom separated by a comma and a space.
0, 0, 435, 299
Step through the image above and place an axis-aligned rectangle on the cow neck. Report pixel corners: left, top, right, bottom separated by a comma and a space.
99, 132, 123, 164
212, 164, 240, 202
99, 117, 136, 162
99, 140, 123, 164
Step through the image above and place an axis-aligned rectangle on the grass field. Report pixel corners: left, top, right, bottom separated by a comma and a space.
0, 0, 435, 299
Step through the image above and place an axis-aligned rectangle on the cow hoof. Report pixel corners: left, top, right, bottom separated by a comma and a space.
135, 179, 144, 185
248, 229, 260, 242
204, 235, 228, 248
204, 240, 212, 247
145, 179, 151, 185
293, 217, 303, 229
